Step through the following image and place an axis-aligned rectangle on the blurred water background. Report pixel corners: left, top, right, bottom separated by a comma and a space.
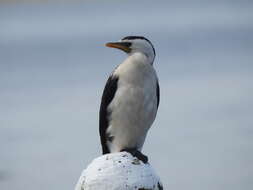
0, 0, 253, 189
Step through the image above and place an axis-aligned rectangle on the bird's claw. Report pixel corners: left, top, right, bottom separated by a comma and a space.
121, 148, 148, 164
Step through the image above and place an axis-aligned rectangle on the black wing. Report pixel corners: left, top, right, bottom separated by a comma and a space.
99, 75, 119, 154
156, 81, 160, 109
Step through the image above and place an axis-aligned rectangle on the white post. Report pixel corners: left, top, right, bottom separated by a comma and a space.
75, 152, 163, 190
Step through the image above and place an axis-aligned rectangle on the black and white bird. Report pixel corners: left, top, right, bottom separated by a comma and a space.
99, 36, 159, 163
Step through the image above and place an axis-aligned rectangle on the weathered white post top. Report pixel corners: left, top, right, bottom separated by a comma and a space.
75, 152, 163, 190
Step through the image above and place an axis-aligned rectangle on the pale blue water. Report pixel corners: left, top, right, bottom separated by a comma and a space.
0, 1, 253, 189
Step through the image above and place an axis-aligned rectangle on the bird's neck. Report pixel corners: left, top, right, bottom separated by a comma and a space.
128, 52, 154, 65
114, 52, 154, 78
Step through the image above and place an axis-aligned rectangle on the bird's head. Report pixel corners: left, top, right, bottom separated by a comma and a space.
106, 36, 156, 64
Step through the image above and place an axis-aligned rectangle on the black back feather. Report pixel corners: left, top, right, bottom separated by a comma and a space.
99, 75, 119, 154
156, 81, 160, 108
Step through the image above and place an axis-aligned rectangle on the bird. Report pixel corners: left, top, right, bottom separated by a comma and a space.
99, 36, 159, 163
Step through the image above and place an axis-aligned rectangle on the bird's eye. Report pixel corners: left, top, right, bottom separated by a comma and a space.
121, 42, 131, 48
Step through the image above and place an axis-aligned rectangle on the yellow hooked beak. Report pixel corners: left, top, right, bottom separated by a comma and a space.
105, 42, 131, 53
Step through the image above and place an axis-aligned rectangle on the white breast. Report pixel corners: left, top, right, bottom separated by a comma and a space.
107, 52, 158, 152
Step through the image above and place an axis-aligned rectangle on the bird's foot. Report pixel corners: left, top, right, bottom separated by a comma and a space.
121, 148, 148, 164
